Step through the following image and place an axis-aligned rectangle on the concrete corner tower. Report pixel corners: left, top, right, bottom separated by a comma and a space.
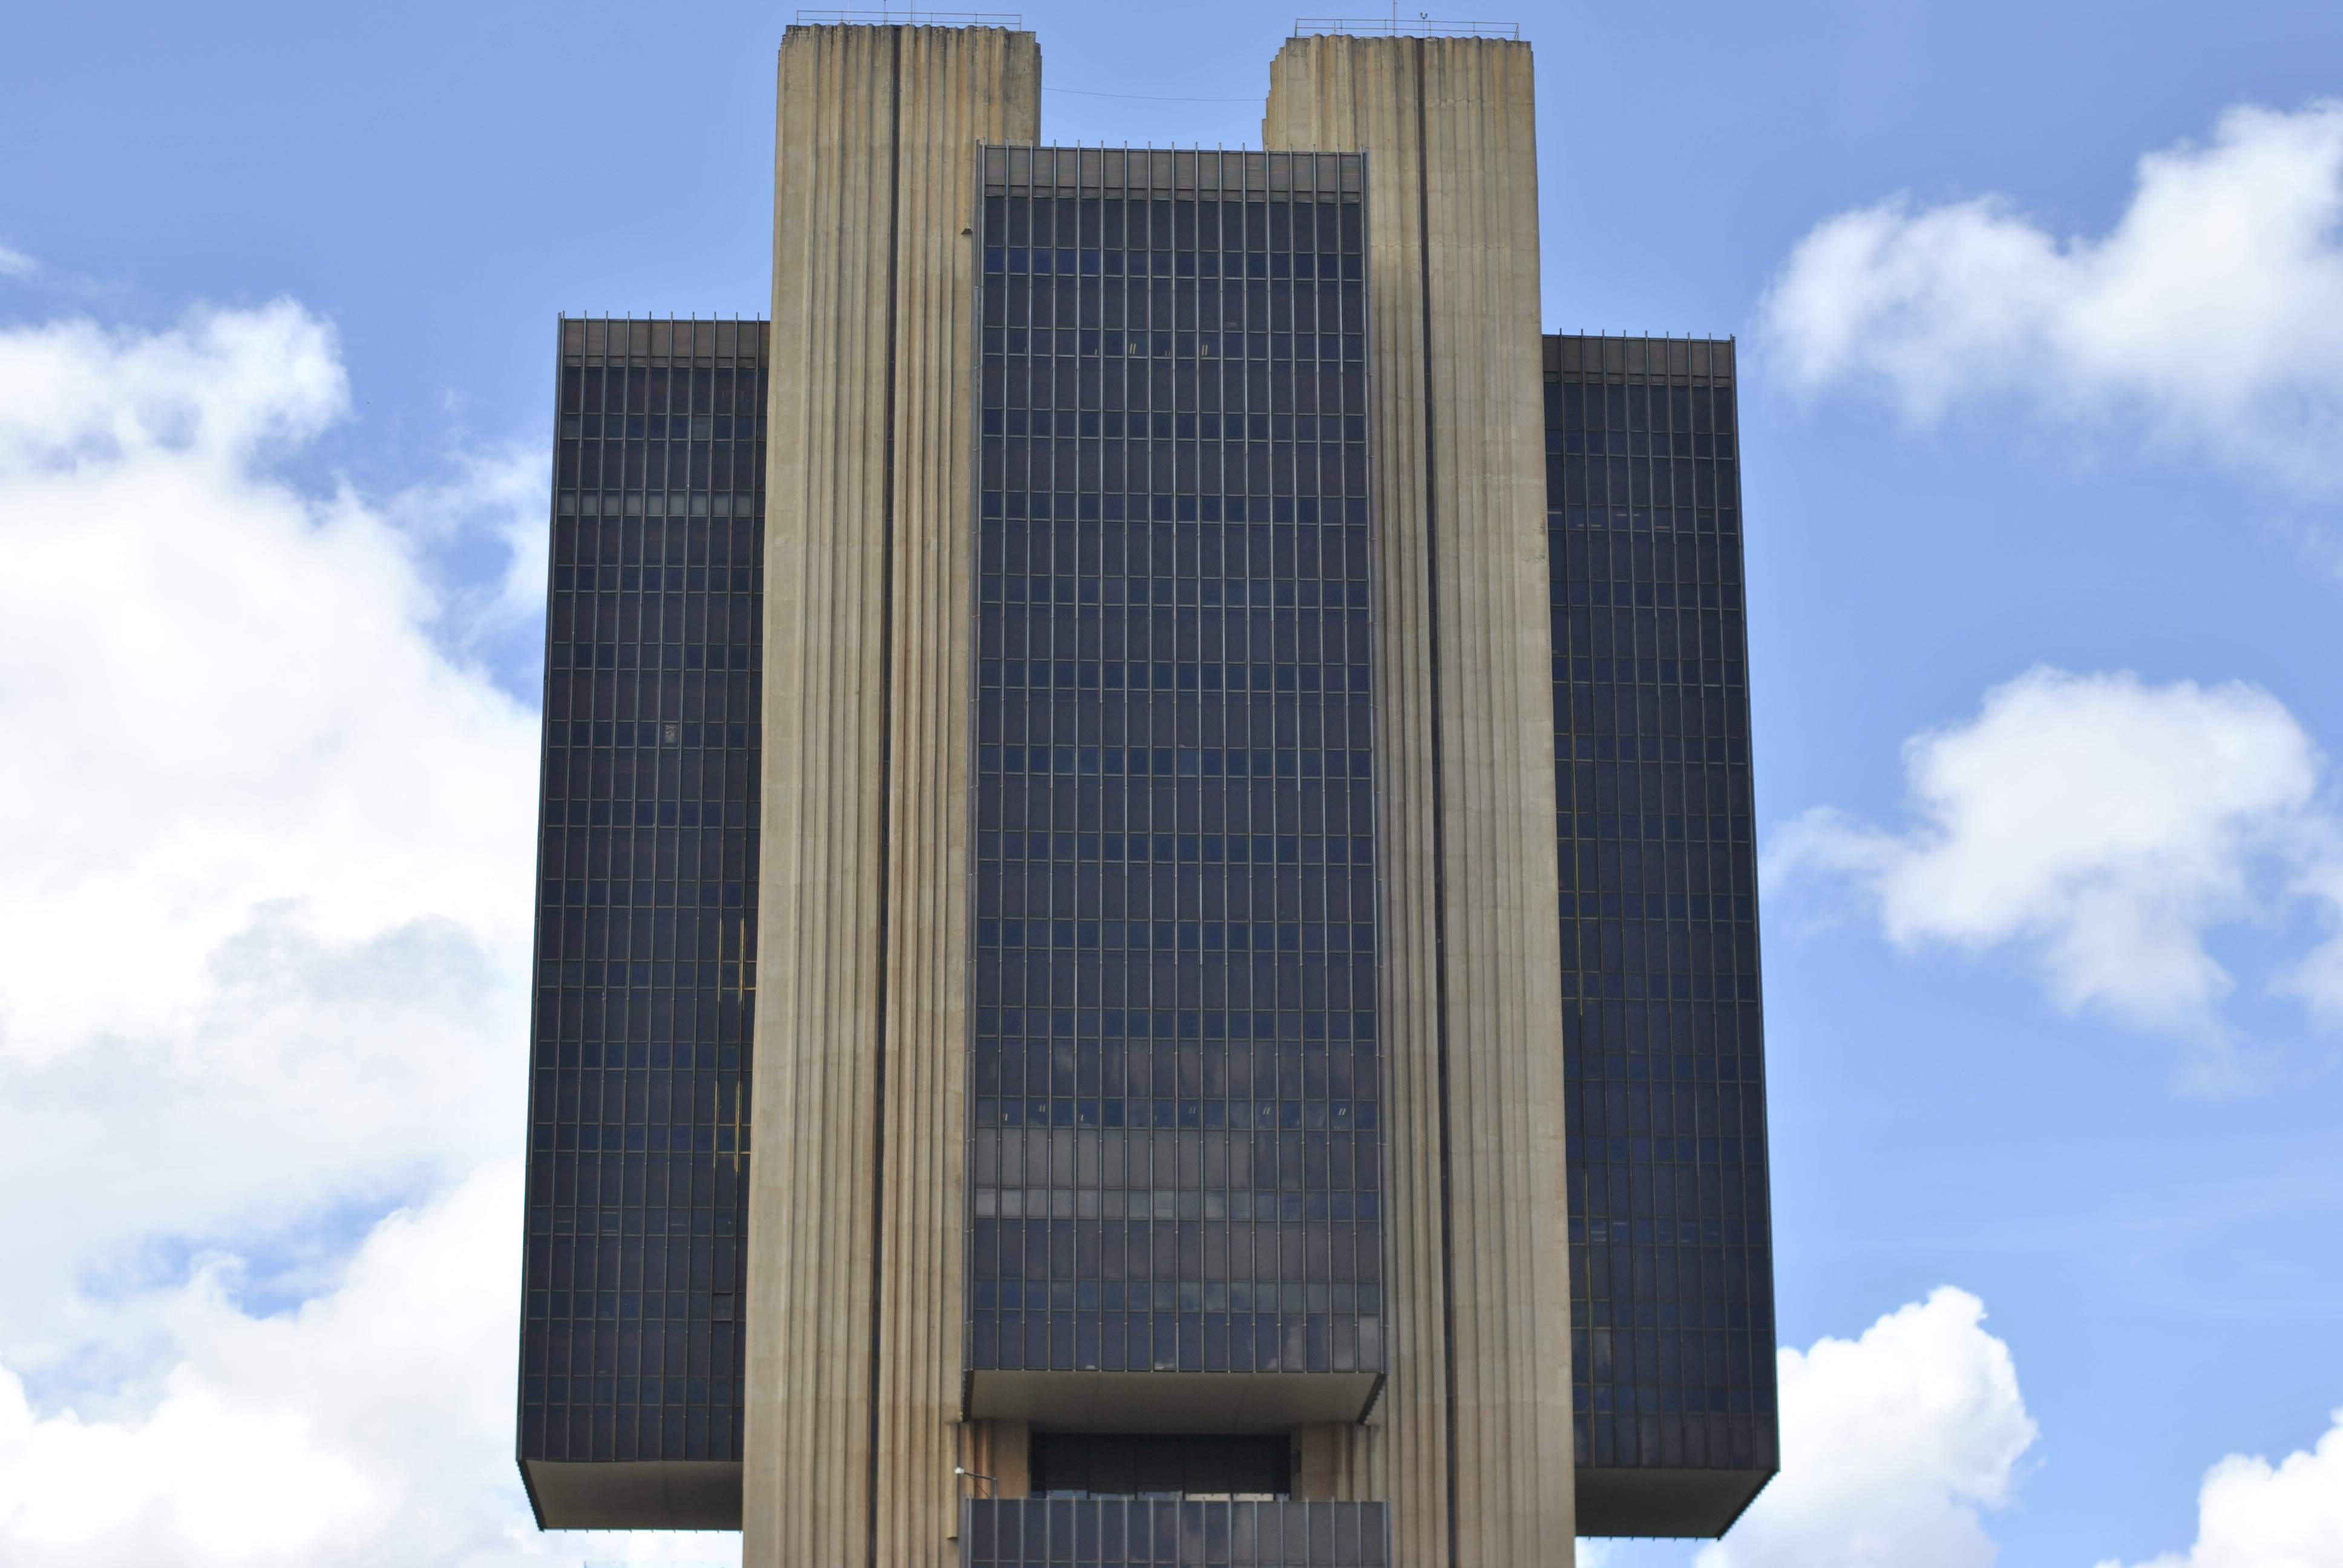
746, 22, 1040, 1567
1266, 33, 1576, 1568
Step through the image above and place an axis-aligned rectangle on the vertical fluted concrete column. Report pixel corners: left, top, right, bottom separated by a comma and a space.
746, 24, 1037, 1568
1267, 34, 1575, 1567
877, 25, 1038, 1568
1267, 39, 1441, 1559
745, 27, 892, 1563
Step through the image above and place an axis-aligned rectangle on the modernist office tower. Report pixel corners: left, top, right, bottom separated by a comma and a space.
516, 19, 1774, 1567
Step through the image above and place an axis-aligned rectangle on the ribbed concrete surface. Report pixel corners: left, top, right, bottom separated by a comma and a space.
1267, 34, 1575, 1568
1264, 39, 1441, 1557
876, 27, 1038, 1566
1296, 1420, 1376, 1502
960, 1418, 1032, 1501
744, 23, 1038, 1568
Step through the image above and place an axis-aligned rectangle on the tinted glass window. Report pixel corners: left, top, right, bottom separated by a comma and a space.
519, 317, 768, 1466
968, 149, 1383, 1383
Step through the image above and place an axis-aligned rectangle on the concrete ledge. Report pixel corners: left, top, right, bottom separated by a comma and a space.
522, 1458, 741, 1530
1576, 1465, 1774, 1538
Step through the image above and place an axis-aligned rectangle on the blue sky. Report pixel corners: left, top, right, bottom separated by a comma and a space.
2, 2, 2339, 1564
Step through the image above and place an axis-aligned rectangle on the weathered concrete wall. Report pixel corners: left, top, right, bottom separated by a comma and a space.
876, 27, 1040, 1566
744, 23, 1039, 1568
960, 1417, 1032, 1502
1266, 34, 1575, 1568
1294, 1420, 1375, 1502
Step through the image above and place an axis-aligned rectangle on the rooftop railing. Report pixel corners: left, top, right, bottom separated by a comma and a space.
791, 9, 1024, 27
1293, 16, 1522, 39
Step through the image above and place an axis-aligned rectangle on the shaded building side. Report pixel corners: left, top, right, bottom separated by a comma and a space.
1544, 333, 1777, 1537
517, 316, 767, 1529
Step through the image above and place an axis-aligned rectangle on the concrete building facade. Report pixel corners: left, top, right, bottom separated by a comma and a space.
517, 19, 1775, 1567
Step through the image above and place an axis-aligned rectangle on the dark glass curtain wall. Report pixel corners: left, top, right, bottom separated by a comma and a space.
518, 318, 766, 1477
1544, 335, 1779, 1501
966, 148, 1383, 1388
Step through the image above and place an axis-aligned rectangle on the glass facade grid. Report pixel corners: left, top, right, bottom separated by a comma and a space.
965, 148, 1384, 1385
1544, 335, 1780, 1485
963, 1499, 1389, 1567
1031, 1432, 1291, 1499
517, 318, 768, 1473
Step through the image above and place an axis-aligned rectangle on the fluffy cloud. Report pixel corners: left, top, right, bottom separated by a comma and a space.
2289, 855, 2343, 1026
0, 243, 36, 280
0, 1167, 735, 1567
1771, 667, 2343, 1043
388, 438, 557, 649
0, 301, 544, 1362
1762, 100, 2343, 488
0, 301, 730, 1560
2096, 1408, 2343, 1568
1697, 1288, 2037, 1568
0, 302, 532, 1058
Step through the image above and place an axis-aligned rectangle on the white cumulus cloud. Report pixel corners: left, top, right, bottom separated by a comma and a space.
0, 1166, 735, 1567
0, 300, 727, 1560
0, 241, 38, 279
2094, 1407, 2343, 1568
0, 300, 542, 1359
1771, 667, 2343, 1045
1697, 1288, 2037, 1568
1761, 100, 2343, 488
